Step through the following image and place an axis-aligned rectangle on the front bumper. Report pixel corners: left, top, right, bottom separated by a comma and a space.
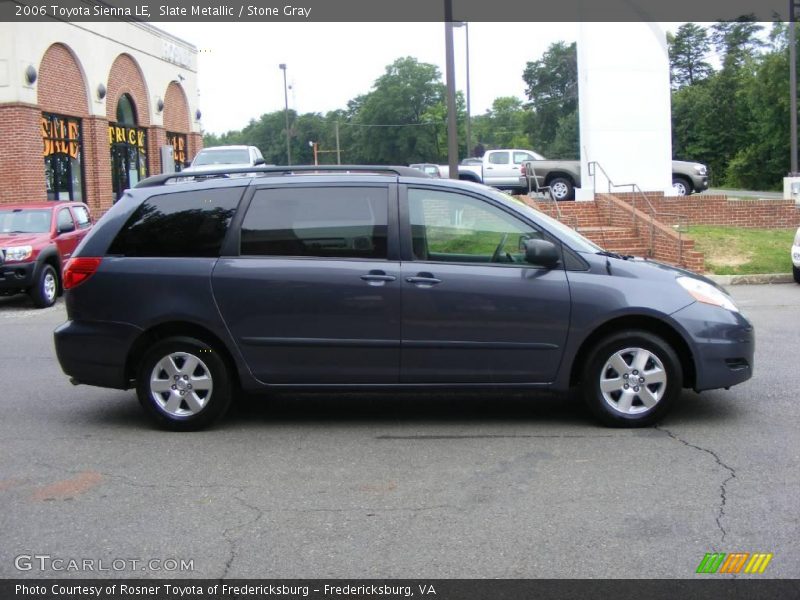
671, 302, 754, 391
54, 319, 143, 389
692, 175, 709, 192
0, 260, 35, 292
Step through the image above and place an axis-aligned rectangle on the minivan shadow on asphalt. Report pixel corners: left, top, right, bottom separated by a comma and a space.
71, 389, 742, 432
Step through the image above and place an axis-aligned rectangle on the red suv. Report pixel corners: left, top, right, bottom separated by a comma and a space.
0, 202, 93, 308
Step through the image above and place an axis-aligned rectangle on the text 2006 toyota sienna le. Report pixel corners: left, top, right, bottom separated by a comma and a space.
54, 166, 753, 431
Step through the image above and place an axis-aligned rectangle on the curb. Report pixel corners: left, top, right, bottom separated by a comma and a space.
706, 273, 795, 286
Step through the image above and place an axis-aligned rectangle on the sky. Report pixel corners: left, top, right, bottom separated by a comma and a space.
159, 22, 582, 135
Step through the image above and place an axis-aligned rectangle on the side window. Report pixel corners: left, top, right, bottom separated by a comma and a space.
241, 187, 388, 259
408, 188, 543, 265
57, 208, 75, 232
488, 152, 509, 165
107, 188, 241, 257
513, 152, 534, 164
72, 206, 91, 229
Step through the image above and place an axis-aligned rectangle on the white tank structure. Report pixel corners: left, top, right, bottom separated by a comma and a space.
576, 22, 674, 200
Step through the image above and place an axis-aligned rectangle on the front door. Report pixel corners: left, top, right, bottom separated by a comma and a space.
400, 186, 571, 384
54, 207, 81, 260
212, 183, 401, 384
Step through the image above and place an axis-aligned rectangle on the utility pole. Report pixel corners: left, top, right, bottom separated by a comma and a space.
335, 121, 341, 165
444, 0, 458, 179
279, 63, 291, 165
791, 0, 798, 175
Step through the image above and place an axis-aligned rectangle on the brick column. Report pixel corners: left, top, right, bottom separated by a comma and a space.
148, 125, 167, 175
0, 103, 47, 204
188, 132, 204, 163
82, 116, 114, 215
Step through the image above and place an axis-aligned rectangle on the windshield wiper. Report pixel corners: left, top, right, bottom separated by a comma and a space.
596, 250, 633, 260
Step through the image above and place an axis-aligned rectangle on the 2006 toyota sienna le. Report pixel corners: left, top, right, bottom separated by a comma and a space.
54, 166, 754, 431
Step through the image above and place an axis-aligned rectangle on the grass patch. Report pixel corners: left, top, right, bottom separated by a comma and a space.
686, 226, 795, 275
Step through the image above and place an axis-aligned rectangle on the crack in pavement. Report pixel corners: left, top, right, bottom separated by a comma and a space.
219, 487, 265, 580
655, 426, 736, 542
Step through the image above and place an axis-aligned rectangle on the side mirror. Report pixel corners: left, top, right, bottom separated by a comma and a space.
58, 221, 75, 235
254, 157, 266, 166
183, 160, 192, 168
524, 239, 560, 269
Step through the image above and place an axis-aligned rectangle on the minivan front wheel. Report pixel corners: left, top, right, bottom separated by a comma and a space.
582, 331, 682, 427
136, 336, 232, 431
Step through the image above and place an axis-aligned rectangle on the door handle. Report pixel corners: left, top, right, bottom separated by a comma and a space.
360, 271, 396, 284
406, 274, 442, 286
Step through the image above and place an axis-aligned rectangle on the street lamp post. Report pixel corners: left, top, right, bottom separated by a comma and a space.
454, 21, 472, 157
279, 63, 291, 165
444, 0, 458, 179
791, 1, 798, 176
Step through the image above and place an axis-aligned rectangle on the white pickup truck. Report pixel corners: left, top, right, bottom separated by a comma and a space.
438, 149, 545, 191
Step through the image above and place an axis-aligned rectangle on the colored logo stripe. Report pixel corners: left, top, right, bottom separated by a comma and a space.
696, 552, 773, 574
697, 553, 726, 574
744, 553, 773, 574
719, 553, 749, 573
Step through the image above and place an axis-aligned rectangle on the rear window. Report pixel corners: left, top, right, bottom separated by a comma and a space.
240, 187, 388, 259
488, 152, 509, 165
107, 188, 242, 257
192, 149, 251, 166
72, 206, 91, 229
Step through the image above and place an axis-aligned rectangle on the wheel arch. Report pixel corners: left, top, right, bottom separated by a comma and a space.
568, 314, 696, 389
125, 321, 241, 388
458, 172, 481, 183
35, 246, 63, 294
544, 171, 577, 186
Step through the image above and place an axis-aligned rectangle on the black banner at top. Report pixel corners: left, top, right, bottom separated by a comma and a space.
0, 0, 795, 22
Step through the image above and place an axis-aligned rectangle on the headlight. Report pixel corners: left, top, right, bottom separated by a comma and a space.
3, 245, 33, 262
694, 164, 707, 175
793, 227, 800, 246
677, 276, 739, 312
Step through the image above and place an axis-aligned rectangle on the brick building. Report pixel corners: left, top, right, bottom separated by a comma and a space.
0, 21, 203, 215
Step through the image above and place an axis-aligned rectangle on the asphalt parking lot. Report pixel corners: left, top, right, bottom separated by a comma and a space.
0, 284, 798, 579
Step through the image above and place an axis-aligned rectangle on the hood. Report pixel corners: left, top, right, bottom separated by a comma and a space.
0, 232, 50, 248
601, 253, 727, 293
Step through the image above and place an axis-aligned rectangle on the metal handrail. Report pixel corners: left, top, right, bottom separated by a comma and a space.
587, 161, 688, 260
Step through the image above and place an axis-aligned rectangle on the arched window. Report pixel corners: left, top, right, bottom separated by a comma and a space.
109, 94, 148, 200
116, 94, 137, 125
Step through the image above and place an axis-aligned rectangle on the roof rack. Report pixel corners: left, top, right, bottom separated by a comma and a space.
135, 165, 430, 188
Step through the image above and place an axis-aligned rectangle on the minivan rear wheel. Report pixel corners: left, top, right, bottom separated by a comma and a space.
581, 330, 682, 427
136, 336, 232, 431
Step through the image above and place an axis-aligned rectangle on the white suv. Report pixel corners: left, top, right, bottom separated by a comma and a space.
182, 145, 266, 174
792, 227, 800, 284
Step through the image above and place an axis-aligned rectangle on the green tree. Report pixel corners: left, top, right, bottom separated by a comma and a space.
668, 23, 713, 87
522, 41, 578, 157
348, 57, 449, 164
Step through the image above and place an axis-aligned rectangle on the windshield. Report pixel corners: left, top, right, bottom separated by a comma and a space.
0, 209, 51, 234
487, 189, 602, 253
193, 149, 250, 166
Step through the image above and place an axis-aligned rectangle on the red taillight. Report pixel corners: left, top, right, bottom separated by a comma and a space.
63, 257, 102, 290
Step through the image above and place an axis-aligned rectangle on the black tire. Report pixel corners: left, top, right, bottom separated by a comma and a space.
672, 177, 692, 196
29, 263, 58, 308
793, 265, 800, 284
549, 177, 575, 201
581, 330, 682, 427
136, 336, 233, 431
